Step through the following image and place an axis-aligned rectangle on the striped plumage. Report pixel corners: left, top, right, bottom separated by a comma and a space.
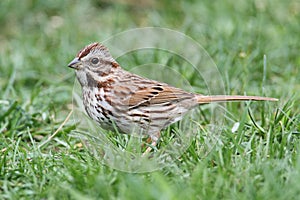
68, 42, 277, 153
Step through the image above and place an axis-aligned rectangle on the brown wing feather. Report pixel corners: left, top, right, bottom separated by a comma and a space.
128, 85, 195, 108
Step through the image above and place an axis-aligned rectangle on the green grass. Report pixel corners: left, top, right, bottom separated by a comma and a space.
1, 0, 300, 199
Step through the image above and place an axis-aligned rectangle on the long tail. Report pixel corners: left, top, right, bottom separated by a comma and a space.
197, 95, 278, 104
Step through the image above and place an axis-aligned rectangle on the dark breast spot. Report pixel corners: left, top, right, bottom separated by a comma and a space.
95, 94, 103, 101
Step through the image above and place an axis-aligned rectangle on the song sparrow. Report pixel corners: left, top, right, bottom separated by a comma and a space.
68, 42, 277, 154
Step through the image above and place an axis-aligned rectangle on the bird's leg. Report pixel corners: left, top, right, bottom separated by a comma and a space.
142, 132, 160, 156
143, 140, 157, 156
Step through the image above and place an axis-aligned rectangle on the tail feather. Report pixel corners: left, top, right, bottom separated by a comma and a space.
197, 95, 278, 104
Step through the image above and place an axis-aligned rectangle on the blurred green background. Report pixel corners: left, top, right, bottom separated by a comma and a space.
0, 0, 299, 199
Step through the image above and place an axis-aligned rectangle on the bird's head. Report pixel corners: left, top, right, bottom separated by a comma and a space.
68, 42, 119, 87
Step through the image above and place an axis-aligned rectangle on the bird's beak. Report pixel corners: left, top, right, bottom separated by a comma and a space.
68, 57, 80, 69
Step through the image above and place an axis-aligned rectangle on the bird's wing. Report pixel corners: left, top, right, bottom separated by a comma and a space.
126, 84, 195, 109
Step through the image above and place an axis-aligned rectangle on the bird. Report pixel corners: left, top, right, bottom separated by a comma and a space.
68, 42, 278, 154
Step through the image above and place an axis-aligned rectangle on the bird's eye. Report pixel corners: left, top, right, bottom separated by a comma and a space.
91, 57, 99, 65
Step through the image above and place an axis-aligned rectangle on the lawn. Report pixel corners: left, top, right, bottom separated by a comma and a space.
0, 0, 299, 199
